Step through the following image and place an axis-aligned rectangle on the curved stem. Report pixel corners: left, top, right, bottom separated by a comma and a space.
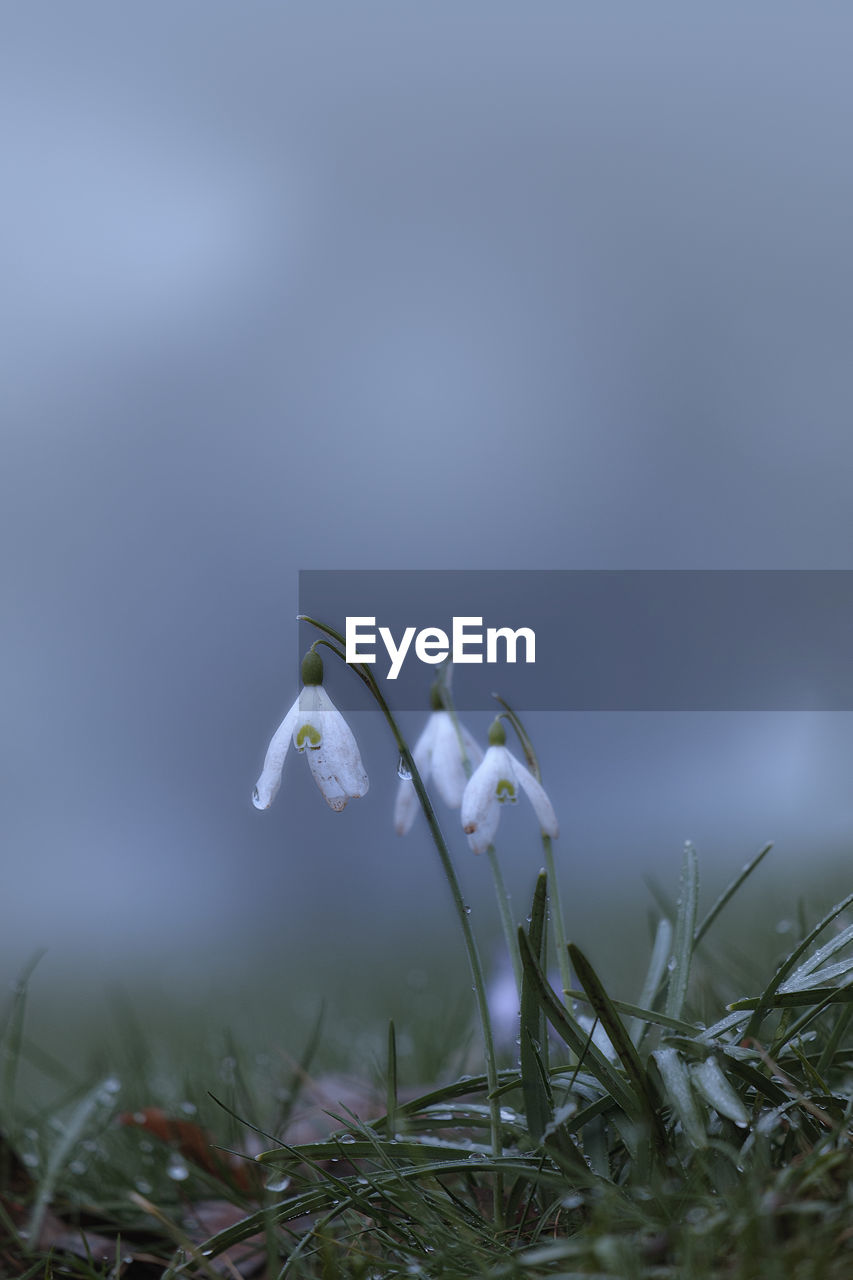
486, 844, 523, 998
493, 694, 572, 1004
439, 676, 522, 1002
542, 834, 572, 1001
297, 617, 505, 1196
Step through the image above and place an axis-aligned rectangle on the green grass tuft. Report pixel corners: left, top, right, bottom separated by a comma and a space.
2, 847, 852, 1278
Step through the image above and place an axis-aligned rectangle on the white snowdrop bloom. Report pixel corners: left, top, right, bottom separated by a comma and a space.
394, 693, 483, 835
252, 651, 369, 813
461, 718, 558, 854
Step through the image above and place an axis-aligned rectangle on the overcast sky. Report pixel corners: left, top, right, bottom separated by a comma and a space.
3, 6, 853, 1034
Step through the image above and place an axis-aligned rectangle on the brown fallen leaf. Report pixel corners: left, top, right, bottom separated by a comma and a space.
118, 1108, 258, 1193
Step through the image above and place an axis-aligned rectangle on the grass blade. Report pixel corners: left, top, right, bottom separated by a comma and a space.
745, 890, 853, 1038
517, 930, 641, 1124
520, 871, 552, 1144
693, 842, 773, 946
689, 1056, 750, 1128
386, 1019, 398, 1138
568, 943, 666, 1148
629, 917, 673, 1045
26, 1078, 114, 1247
652, 1047, 707, 1148
665, 842, 699, 1021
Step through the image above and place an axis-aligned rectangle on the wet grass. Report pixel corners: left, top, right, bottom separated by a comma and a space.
2, 847, 852, 1279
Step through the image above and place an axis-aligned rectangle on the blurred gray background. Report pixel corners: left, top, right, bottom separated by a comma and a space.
3, 6, 852, 1057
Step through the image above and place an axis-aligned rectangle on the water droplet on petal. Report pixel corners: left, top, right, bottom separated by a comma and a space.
397, 754, 412, 780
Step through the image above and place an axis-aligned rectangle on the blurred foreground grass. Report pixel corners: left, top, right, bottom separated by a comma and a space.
1, 849, 851, 1278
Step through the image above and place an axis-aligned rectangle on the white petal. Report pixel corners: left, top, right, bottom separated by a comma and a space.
393, 714, 442, 836
430, 713, 471, 808
318, 700, 370, 798
306, 744, 351, 810
297, 685, 368, 808
411, 713, 439, 781
509, 750, 559, 838
394, 779, 419, 835
459, 723, 484, 769
252, 697, 299, 809
461, 747, 504, 854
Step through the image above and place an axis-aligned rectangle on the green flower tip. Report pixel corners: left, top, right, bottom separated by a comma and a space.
429, 683, 444, 711
301, 649, 324, 686
488, 716, 507, 746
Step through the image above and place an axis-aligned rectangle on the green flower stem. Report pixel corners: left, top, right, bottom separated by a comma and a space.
542, 834, 572, 1001
492, 696, 572, 1006
439, 675, 523, 1002
296, 618, 505, 1212
486, 843, 523, 998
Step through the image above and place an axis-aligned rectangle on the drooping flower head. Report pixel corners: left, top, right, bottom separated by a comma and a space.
394, 684, 484, 835
461, 717, 558, 854
253, 649, 369, 812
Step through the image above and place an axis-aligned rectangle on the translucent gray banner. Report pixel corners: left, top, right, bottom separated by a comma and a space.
297, 570, 853, 711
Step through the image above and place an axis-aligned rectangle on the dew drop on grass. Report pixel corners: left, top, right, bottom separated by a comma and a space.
397, 755, 412, 780
265, 1174, 291, 1193
22, 1152, 39, 1168
179, 1101, 197, 1116
135, 1179, 152, 1194
102, 1076, 121, 1095
167, 1157, 190, 1181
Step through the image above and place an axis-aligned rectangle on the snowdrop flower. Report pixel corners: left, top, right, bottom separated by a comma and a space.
394, 687, 483, 835
461, 718, 558, 854
252, 650, 368, 813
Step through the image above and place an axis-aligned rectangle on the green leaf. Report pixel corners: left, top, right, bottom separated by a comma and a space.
628, 917, 673, 1045
520, 871, 552, 1144
693, 842, 773, 946
386, 1019, 398, 1138
665, 842, 699, 1021
745, 891, 853, 1038
568, 943, 666, 1149
689, 1055, 750, 1128
652, 1046, 707, 1148
517, 929, 642, 1124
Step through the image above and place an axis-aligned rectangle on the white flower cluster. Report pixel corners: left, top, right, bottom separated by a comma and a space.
252, 656, 558, 853
395, 710, 558, 854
